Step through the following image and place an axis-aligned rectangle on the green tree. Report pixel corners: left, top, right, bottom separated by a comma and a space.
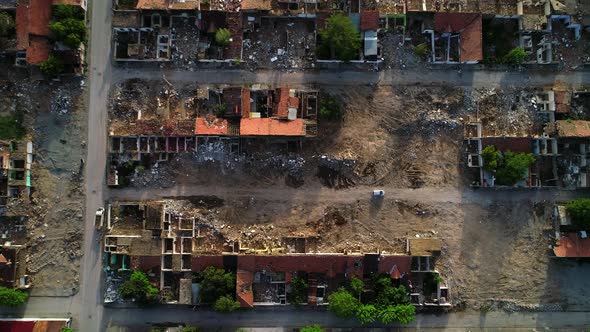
213, 295, 240, 313
356, 304, 378, 325
60, 328, 73, 332
319, 94, 342, 120
501, 47, 526, 64
378, 304, 416, 324
566, 198, 590, 229
481, 145, 500, 172
39, 55, 64, 78
198, 266, 235, 304
350, 276, 364, 301
413, 43, 429, 58
327, 288, 359, 318
495, 151, 535, 185
318, 13, 361, 61
215, 28, 231, 47
288, 276, 308, 305
118, 270, 159, 304
373, 276, 409, 306
52, 4, 84, 20
180, 326, 201, 332
0, 287, 28, 307
0, 11, 15, 36
300, 324, 325, 332
49, 18, 86, 48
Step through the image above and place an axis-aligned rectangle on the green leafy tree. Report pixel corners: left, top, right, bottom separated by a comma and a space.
39, 55, 64, 78
495, 151, 535, 185
288, 276, 308, 305
119, 270, 159, 304
413, 43, 429, 58
378, 305, 398, 324
327, 288, 359, 318
0, 11, 15, 36
52, 5, 84, 20
215, 28, 231, 47
566, 198, 590, 229
213, 295, 240, 313
481, 145, 500, 172
60, 328, 73, 332
501, 47, 526, 64
318, 13, 361, 61
49, 18, 86, 48
392, 304, 416, 324
319, 95, 342, 120
356, 304, 378, 325
350, 276, 364, 301
373, 276, 409, 306
300, 324, 325, 332
0, 287, 28, 307
198, 266, 235, 304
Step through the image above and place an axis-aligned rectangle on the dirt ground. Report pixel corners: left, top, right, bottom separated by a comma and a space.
0, 74, 86, 296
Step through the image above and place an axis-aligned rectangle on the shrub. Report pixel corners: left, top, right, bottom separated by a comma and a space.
350, 276, 364, 300
52, 4, 84, 20
481, 145, 500, 172
288, 276, 308, 305
373, 276, 409, 306
300, 325, 325, 332
213, 295, 240, 313
0, 287, 28, 307
318, 13, 361, 61
356, 304, 378, 325
0, 11, 14, 36
501, 47, 526, 64
215, 28, 231, 47
0, 112, 25, 140
495, 151, 535, 185
198, 266, 235, 304
327, 288, 359, 318
118, 270, 159, 304
49, 18, 86, 48
566, 198, 590, 229
378, 304, 416, 324
60, 328, 73, 332
40, 55, 64, 78
319, 95, 342, 120
413, 43, 429, 58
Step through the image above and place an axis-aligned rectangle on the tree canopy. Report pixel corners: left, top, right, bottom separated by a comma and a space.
318, 13, 361, 61
495, 151, 535, 185
119, 270, 159, 304
566, 198, 590, 229
356, 304, 378, 325
481, 145, 500, 172
213, 295, 240, 313
215, 28, 231, 47
198, 266, 235, 304
300, 325, 325, 332
39, 55, 64, 78
501, 47, 526, 64
52, 4, 84, 20
0, 11, 15, 37
378, 304, 416, 324
0, 287, 28, 307
327, 288, 359, 318
288, 276, 308, 305
49, 18, 86, 49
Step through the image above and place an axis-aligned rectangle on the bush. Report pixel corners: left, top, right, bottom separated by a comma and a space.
40, 55, 64, 78
0, 287, 28, 307
288, 276, 308, 305
350, 276, 364, 300
0, 112, 25, 140
198, 266, 235, 304
378, 304, 416, 325
319, 95, 342, 120
495, 151, 535, 185
373, 276, 408, 306
49, 18, 86, 48
481, 145, 500, 172
118, 271, 159, 304
327, 288, 359, 318
0, 11, 15, 36
501, 47, 526, 64
60, 328, 73, 332
356, 304, 378, 325
215, 28, 231, 47
300, 325, 325, 332
213, 295, 240, 313
566, 198, 590, 229
52, 5, 84, 20
318, 13, 360, 61
413, 43, 429, 58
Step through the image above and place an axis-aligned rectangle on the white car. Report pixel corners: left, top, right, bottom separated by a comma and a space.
372, 190, 385, 197
95, 207, 105, 229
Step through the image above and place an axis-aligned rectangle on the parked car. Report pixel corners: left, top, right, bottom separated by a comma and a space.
95, 207, 105, 230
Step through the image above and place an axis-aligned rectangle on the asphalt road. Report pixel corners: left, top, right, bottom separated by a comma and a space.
14, 0, 590, 330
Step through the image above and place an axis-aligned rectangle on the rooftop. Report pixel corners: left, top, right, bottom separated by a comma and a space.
552, 120, 590, 138
434, 13, 483, 62
194, 117, 229, 135
136, 0, 199, 10
0, 320, 68, 332
15, 0, 52, 63
481, 137, 533, 153
240, 118, 305, 136
554, 233, 590, 257
360, 10, 379, 31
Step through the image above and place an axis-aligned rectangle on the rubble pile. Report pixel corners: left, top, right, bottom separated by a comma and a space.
50, 89, 73, 115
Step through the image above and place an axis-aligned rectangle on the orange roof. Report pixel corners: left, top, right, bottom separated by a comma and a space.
554, 233, 590, 257
241, 0, 271, 10
241, 88, 251, 118
136, 0, 168, 9
555, 120, 590, 137
274, 88, 299, 119
0, 253, 7, 264
360, 10, 379, 31
434, 13, 482, 62
236, 270, 254, 308
16, 0, 52, 63
240, 118, 305, 136
195, 117, 228, 135
52, 0, 83, 5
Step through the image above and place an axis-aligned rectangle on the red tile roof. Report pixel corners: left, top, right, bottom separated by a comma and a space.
195, 117, 229, 135
554, 233, 590, 257
555, 91, 570, 114
136, 0, 168, 9
236, 270, 254, 308
481, 137, 533, 154
241, 88, 251, 118
434, 13, 482, 62
274, 88, 289, 118
240, 118, 305, 136
16, 0, 52, 63
0, 320, 67, 332
360, 10, 379, 31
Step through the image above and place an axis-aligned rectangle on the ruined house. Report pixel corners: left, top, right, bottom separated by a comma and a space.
425, 13, 483, 63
